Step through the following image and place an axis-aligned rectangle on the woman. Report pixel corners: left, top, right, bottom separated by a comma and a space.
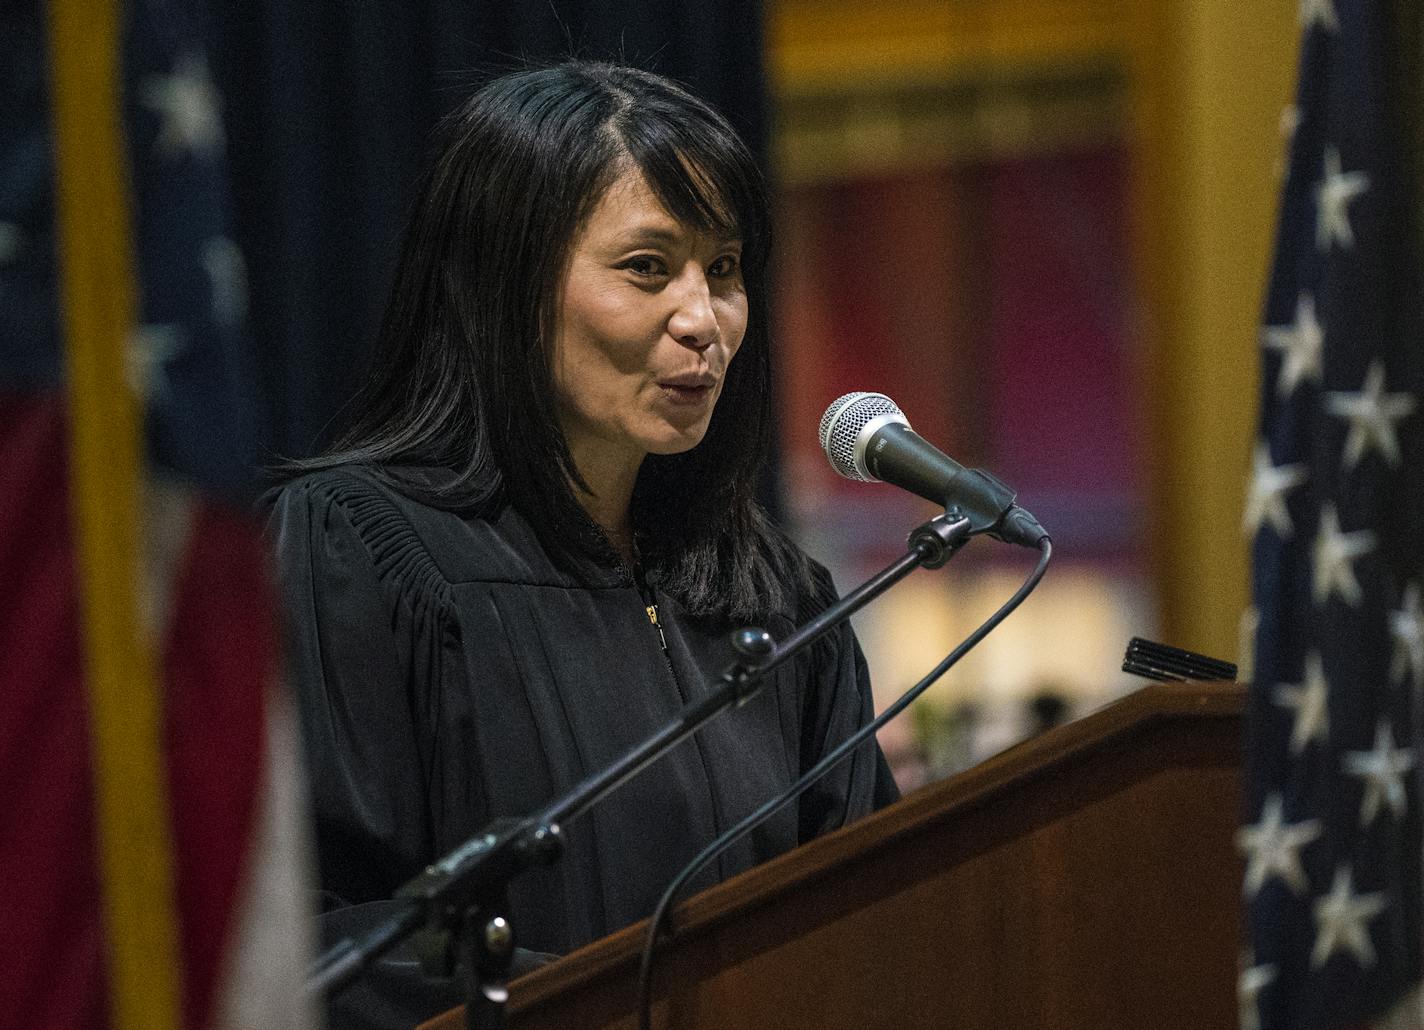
270, 61, 898, 1012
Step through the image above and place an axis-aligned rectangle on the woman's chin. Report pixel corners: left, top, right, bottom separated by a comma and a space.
644, 424, 711, 457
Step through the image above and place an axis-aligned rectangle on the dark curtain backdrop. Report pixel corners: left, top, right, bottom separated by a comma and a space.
209, 0, 768, 468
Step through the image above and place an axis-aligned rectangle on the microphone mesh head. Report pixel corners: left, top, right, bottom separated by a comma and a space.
818, 392, 907, 482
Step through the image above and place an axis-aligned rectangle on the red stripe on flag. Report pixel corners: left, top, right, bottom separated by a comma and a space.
163, 502, 277, 1030
0, 391, 108, 1029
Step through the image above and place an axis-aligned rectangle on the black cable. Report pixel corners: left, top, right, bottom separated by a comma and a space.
634, 536, 1052, 1030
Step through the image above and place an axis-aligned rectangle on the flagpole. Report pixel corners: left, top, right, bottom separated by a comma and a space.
45, 1, 184, 1028
1388, 0, 1424, 262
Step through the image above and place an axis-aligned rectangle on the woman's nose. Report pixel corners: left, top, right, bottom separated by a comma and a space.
667, 274, 718, 350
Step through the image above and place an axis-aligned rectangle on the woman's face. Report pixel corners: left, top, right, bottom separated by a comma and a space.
550, 164, 748, 479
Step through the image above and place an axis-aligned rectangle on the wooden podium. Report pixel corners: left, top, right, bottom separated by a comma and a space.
423, 682, 1245, 1030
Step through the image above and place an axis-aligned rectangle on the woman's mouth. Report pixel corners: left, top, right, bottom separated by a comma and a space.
661, 384, 711, 404
658, 374, 717, 404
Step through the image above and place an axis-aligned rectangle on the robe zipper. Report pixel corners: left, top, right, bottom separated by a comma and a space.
635, 569, 724, 875
645, 596, 678, 685
633, 562, 677, 682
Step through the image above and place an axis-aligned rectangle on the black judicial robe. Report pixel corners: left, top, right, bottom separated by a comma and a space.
270, 467, 898, 1013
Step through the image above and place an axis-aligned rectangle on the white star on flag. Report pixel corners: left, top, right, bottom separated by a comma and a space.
1342, 720, 1416, 826
1239, 606, 1260, 686
1238, 952, 1277, 1030
1276, 106, 1302, 181
127, 324, 187, 404
1315, 146, 1370, 250
1390, 583, 1424, 689
1280, 105, 1302, 141
1324, 359, 1416, 468
1238, 792, 1322, 896
1299, 0, 1340, 32
203, 236, 249, 328
1311, 866, 1385, 968
1274, 652, 1330, 753
1311, 505, 1376, 606
1263, 293, 1324, 397
140, 52, 225, 161
1244, 442, 1308, 538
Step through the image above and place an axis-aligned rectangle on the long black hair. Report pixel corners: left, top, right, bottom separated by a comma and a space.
291, 62, 816, 621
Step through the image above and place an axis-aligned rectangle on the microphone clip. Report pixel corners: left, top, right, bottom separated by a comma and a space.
908, 512, 973, 569
722, 627, 777, 706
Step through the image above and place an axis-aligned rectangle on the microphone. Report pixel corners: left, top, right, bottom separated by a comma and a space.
819, 391, 1048, 548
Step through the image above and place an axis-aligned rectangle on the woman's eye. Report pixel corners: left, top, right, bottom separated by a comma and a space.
622, 255, 666, 277
709, 254, 740, 278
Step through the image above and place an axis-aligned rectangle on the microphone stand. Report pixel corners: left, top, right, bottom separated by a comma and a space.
306, 511, 973, 1030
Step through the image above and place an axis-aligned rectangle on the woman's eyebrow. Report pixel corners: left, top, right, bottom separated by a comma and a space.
611, 225, 743, 247
615, 225, 681, 246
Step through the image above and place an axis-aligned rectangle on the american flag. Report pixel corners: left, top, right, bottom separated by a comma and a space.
1, 2, 310, 1027
1243, 0, 1424, 1028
